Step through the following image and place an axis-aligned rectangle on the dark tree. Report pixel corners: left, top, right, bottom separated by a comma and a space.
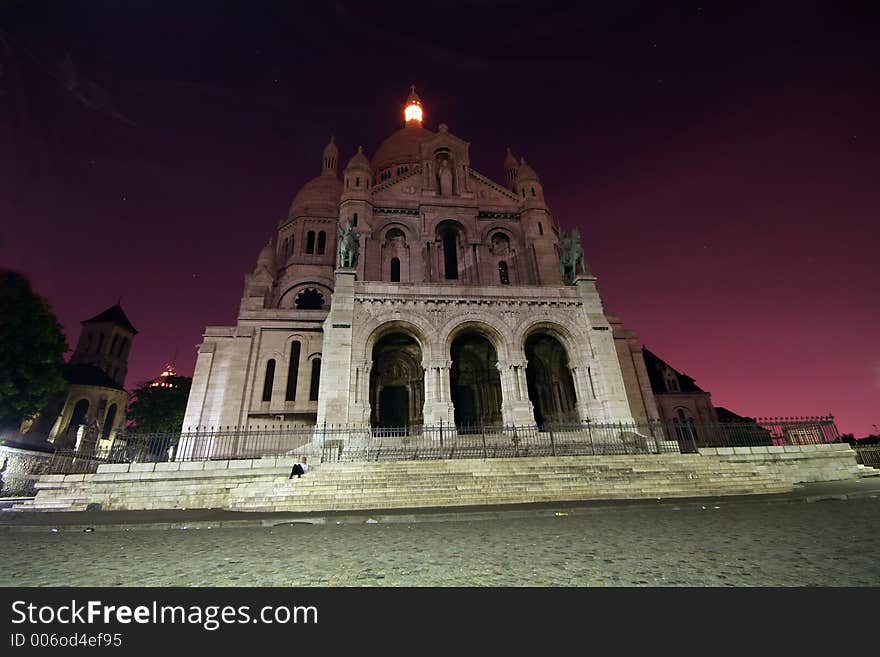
0, 271, 68, 428
126, 376, 192, 434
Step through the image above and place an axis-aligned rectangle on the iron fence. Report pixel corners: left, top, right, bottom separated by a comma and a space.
852, 445, 880, 468
40, 416, 840, 472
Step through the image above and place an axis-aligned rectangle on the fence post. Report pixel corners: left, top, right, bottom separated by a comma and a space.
549, 424, 556, 457
513, 425, 519, 457
481, 421, 488, 459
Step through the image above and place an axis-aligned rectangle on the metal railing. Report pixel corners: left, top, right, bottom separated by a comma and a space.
41, 416, 840, 472
852, 445, 880, 468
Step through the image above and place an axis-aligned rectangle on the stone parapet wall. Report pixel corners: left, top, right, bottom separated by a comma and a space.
0, 446, 54, 497
697, 444, 861, 484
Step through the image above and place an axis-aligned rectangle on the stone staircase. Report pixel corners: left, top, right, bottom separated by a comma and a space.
9, 453, 794, 514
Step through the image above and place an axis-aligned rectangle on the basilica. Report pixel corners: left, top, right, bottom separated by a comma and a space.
182, 88, 664, 435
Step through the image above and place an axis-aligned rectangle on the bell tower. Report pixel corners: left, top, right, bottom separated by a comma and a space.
70, 304, 138, 387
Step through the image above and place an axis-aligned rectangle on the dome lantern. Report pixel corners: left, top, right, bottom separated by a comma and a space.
404, 85, 423, 125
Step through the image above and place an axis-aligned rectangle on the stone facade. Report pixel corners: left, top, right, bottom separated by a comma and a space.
182, 88, 645, 444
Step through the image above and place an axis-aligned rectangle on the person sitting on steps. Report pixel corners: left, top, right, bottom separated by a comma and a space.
289, 456, 309, 479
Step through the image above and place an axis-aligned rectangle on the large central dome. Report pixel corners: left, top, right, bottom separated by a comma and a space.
371, 123, 434, 174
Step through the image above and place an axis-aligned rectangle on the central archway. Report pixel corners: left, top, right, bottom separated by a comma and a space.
370, 332, 424, 430
450, 332, 502, 430
525, 332, 579, 427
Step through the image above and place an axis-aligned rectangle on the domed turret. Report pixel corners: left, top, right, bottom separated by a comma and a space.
516, 156, 539, 182
504, 147, 519, 191
343, 146, 372, 197
322, 135, 338, 176
516, 157, 546, 205
346, 146, 371, 171
288, 137, 343, 218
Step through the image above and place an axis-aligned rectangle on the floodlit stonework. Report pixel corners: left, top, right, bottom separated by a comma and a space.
182, 88, 657, 441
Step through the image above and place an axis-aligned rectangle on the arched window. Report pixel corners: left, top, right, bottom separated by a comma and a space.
262, 359, 276, 402
66, 399, 90, 444
110, 335, 119, 355
96, 333, 104, 353
101, 404, 117, 440
317, 231, 326, 255
356, 176, 360, 187
84, 333, 93, 352
306, 231, 316, 254
538, 222, 544, 236
286, 341, 301, 401
290, 236, 295, 254
498, 261, 510, 285
531, 187, 536, 196
390, 257, 401, 282
522, 189, 526, 198
491, 233, 510, 254
309, 358, 321, 401
117, 337, 126, 356
442, 230, 458, 280
295, 288, 325, 310
352, 213, 358, 227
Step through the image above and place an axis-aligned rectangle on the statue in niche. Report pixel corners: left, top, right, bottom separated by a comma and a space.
558, 227, 588, 284
337, 219, 360, 268
438, 158, 453, 196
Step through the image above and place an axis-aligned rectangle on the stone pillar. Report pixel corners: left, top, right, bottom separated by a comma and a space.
497, 359, 535, 426
571, 365, 605, 423
315, 269, 358, 433
349, 360, 371, 427
422, 358, 454, 425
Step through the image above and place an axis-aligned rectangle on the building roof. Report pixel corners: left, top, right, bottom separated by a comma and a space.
63, 364, 126, 391
642, 347, 705, 394
81, 304, 138, 334
714, 406, 757, 422
371, 124, 434, 173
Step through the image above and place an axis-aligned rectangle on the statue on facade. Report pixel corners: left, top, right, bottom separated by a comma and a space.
558, 227, 588, 284
438, 158, 453, 196
338, 219, 360, 268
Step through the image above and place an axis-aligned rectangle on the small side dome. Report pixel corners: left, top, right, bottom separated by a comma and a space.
288, 175, 343, 217
257, 240, 276, 269
346, 146, 371, 171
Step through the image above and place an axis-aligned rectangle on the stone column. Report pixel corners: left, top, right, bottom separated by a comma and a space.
422, 358, 454, 426
497, 359, 535, 426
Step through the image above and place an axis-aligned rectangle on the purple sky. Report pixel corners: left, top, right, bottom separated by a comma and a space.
2, 2, 877, 435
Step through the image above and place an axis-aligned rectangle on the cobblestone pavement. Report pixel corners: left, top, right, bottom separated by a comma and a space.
2, 497, 878, 586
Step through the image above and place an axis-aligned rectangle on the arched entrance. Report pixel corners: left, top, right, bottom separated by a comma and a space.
525, 332, 579, 427
64, 398, 90, 448
450, 332, 502, 430
370, 332, 424, 430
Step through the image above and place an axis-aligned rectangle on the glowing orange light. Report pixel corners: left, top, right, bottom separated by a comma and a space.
404, 102, 423, 123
